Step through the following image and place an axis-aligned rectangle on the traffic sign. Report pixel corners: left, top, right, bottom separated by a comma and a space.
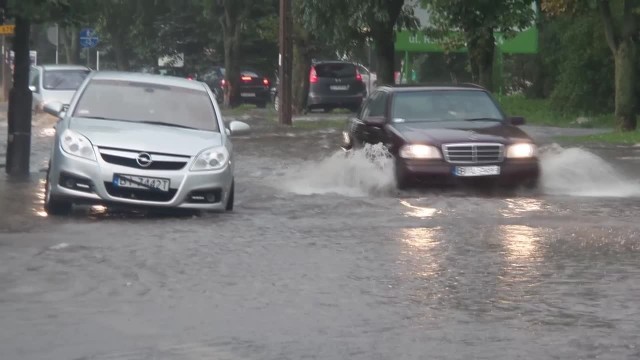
79, 28, 99, 48
0, 25, 15, 36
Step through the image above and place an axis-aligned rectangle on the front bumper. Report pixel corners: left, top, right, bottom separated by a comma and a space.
49, 148, 233, 210
397, 158, 540, 186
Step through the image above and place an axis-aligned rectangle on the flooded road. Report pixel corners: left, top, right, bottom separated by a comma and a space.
1, 112, 640, 359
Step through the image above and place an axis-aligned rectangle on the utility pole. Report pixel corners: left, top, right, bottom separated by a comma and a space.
278, 0, 293, 126
5, 15, 32, 177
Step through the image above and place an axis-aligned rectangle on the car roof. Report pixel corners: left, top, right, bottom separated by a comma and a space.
89, 71, 208, 91
37, 64, 92, 71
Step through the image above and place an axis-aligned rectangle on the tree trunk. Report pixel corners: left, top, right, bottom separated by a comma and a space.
221, 4, 241, 109
223, 29, 240, 108
467, 29, 495, 91
373, 25, 396, 85
6, 16, 32, 177
598, 0, 638, 131
292, 41, 312, 114
62, 27, 81, 65
113, 39, 130, 71
614, 39, 637, 131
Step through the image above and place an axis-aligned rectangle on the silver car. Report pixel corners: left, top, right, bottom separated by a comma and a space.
30, 64, 92, 112
42, 71, 250, 215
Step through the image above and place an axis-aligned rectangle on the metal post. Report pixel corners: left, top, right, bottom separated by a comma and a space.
6, 15, 32, 177
96, 50, 99, 71
278, 0, 293, 126
55, 23, 59, 64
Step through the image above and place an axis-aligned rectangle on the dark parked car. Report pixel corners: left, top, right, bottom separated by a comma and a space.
341, 84, 540, 189
271, 61, 367, 113
201, 67, 271, 108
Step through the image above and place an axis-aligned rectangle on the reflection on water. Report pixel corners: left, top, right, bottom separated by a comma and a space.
33, 178, 48, 217
500, 198, 543, 218
400, 200, 438, 219
500, 225, 542, 262
400, 227, 443, 280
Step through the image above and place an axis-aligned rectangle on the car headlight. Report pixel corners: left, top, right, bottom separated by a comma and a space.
506, 143, 537, 158
191, 147, 229, 171
399, 144, 442, 159
60, 129, 96, 161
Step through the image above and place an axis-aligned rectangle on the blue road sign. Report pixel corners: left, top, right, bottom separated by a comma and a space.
79, 28, 99, 49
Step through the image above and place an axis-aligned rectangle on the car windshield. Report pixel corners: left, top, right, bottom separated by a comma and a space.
72, 79, 218, 132
314, 63, 356, 78
42, 69, 90, 90
391, 90, 504, 122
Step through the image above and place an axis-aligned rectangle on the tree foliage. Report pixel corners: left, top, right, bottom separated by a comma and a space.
542, 0, 640, 130
302, 0, 419, 85
422, 0, 535, 91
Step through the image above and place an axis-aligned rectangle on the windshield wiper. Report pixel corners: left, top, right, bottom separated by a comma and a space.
463, 117, 504, 122
135, 120, 200, 130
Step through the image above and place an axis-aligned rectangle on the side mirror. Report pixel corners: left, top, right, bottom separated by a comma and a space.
43, 101, 64, 117
508, 116, 526, 126
363, 115, 386, 127
29, 85, 36, 92
228, 120, 251, 136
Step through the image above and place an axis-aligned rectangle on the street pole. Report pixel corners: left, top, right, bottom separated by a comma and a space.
278, 0, 293, 126
55, 23, 59, 65
6, 15, 32, 177
96, 50, 99, 71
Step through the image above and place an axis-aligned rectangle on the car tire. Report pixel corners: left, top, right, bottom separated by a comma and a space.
225, 180, 235, 211
44, 167, 72, 216
395, 161, 413, 190
257, 102, 267, 109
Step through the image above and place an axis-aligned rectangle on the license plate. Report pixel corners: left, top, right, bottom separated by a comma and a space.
453, 166, 501, 177
113, 174, 170, 192
240, 92, 256, 97
330, 85, 349, 91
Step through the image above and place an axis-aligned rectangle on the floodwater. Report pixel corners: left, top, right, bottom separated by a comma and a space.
1, 113, 640, 360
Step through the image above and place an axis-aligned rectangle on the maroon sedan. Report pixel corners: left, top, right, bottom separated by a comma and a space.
341, 84, 540, 189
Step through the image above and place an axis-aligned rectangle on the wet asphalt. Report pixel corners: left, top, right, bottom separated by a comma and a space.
1, 108, 640, 360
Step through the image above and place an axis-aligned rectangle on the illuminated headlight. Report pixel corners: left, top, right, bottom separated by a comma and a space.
399, 144, 442, 159
506, 143, 537, 158
191, 147, 229, 171
60, 129, 96, 161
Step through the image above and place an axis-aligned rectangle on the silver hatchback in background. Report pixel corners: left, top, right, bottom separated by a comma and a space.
30, 64, 92, 113
42, 71, 250, 215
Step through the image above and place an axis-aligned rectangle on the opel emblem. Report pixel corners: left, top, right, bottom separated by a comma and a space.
136, 152, 153, 167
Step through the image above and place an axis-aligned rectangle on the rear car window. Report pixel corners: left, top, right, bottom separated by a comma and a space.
314, 63, 356, 78
43, 69, 90, 90
241, 71, 259, 77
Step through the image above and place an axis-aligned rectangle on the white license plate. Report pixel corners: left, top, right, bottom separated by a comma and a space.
454, 166, 501, 177
113, 174, 170, 192
330, 85, 349, 91
240, 92, 256, 97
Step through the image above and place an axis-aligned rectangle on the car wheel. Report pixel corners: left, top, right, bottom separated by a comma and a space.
523, 178, 539, 190
44, 166, 72, 216
395, 161, 413, 190
257, 102, 267, 109
274, 95, 280, 112
225, 180, 234, 211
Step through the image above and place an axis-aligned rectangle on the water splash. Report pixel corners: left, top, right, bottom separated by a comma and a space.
540, 144, 640, 198
275, 143, 396, 197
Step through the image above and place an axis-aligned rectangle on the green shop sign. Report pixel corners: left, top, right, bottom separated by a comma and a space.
395, 27, 539, 54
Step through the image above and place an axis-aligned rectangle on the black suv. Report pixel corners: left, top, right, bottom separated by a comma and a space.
271, 60, 367, 113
